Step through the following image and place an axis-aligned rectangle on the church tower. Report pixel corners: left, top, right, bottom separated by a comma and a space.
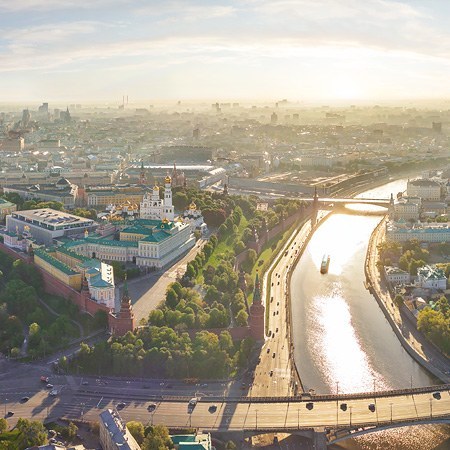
139, 160, 147, 185
163, 174, 175, 220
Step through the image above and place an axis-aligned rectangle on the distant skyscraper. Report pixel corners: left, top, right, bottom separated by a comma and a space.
22, 109, 30, 127
38, 103, 49, 114
271, 112, 278, 124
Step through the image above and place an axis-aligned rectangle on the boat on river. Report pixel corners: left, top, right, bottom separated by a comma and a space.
320, 254, 330, 274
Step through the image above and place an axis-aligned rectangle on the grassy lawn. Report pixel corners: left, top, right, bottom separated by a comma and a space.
248, 221, 299, 305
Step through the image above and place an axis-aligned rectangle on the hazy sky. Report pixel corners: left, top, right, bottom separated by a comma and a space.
1, 0, 450, 103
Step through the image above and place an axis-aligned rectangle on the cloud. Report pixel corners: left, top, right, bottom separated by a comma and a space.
0, 0, 124, 12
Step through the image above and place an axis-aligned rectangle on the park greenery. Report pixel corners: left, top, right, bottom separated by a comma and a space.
0, 250, 104, 359
72, 191, 304, 378
377, 238, 430, 275
126, 423, 172, 450
417, 296, 450, 355
0, 418, 47, 449
377, 238, 450, 354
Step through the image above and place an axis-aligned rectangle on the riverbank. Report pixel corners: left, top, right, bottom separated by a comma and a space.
365, 217, 450, 383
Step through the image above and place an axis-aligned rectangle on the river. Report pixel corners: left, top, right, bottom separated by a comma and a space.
290, 179, 450, 449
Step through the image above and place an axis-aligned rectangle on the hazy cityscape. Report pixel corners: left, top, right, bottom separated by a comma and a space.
0, 1, 449, 450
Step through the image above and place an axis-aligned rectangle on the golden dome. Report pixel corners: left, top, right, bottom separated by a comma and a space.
189, 201, 196, 210
153, 184, 159, 190
165, 175, 171, 184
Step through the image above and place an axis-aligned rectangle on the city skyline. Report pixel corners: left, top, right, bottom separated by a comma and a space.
2, 0, 450, 103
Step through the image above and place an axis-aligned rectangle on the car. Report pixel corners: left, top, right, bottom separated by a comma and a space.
46, 384, 54, 389
368, 403, 376, 412
277, 281, 280, 285
117, 402, 126, 409
48, 430, 57, 438
306, 402, 314, 410
5, 411, 13, 418
271, 282, 274, 287
277, 302, 279, 306
340, 403, 347, 412
49, 389, 58, 397
269, 370, 273, 376
270, 297, 273, 303
284, 251, 288, 256
276, 327, 278, 332
147, 403, 157, 411
20, 396, 29, 403
82, 381, 89, 386
273, 312, 276, 316
268, 330, 272, 337
276, 311, 279, 315
272, 352, 276, 358
208, 404, 217, 413
267, 348, 270, 353
40, 376, 49, 383
433, 391, 441, 400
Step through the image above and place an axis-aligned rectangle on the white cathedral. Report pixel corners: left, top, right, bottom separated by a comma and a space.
140, 175, 175, 221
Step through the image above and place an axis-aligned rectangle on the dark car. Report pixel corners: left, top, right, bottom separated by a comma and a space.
269, 370, 273, 377
5, 411, 14, 418
267, 348, 270, 353
306, 402, 314, 410
147, 403, 157, 411
272, 352, 276, 358
340, 403, 347, 412
20, 397, 30, 403
433, 391, 441, 400
117, 402, 126, 409
208, 404, 217, 413
368, 403, 376, 412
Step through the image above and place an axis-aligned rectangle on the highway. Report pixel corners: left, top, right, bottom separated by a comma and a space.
251, 213, 328, 397
0, 368, 448, 433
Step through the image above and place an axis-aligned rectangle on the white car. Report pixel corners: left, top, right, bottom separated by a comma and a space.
49, 389, 58, 397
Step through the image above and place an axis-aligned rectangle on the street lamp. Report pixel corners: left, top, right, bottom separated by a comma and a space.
255, 409, 258, 430
390, 403, 393, 423
336, 381, 339, 428
429, 398, 433, 419
297, 408, 300, 429
349, 406, 353, 427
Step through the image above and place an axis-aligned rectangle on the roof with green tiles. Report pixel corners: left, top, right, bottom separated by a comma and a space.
56, 246, 90, 262
34, 248, 79, 276
141, 230, 171, 242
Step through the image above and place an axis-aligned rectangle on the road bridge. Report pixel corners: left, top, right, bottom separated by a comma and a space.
60, 384, 449, 449
302, 197, 390, 207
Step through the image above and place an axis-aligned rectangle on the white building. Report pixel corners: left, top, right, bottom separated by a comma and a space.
182, 201, 207, 235
416, 265, 447, 290
386, 220, 450, 243
140, 175, 175, 221
407, 178, 442, 201
99, 409, 140, 450
384, 266, 410, 285
64, 218, 195, 269
6, 208, 97, 246
392, 196, 421, 221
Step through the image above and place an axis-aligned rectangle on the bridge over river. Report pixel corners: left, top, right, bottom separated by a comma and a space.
65, 384, 450, 448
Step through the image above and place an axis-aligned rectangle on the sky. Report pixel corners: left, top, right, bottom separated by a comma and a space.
1, 0, 450, 103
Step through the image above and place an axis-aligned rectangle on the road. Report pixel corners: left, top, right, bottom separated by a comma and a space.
251, 213, 327, 397
0, 367, 448, 433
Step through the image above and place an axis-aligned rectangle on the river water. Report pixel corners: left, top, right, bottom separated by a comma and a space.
290, 179, 450, 449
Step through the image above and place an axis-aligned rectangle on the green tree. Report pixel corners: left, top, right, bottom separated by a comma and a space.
0, 418, 7, 433
142, 425, 172, 450
16, 418, 47, 448
61, 422, 78, 442
394, 294, 404, 308
127, 421, 145, 444
236, 309, 248, 326
166, 288, 179, 309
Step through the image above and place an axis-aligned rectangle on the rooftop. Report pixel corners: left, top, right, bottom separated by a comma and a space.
99, 409, 140, 450
12, 208, 94, 227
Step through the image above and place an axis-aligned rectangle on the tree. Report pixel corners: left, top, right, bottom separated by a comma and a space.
142, 425, 172, 450
166, 288, 179, 309
16, 418, 47, 448
127, 421, 145, 444
61, 422, 78, 442
394, 294, 404, 308
236, 309, 248, 326
226, 440, 237, 450
0, 418, 7, 434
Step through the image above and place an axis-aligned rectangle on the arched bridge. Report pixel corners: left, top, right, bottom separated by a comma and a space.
76, 384, 449, 449
303, 196, 391, 207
